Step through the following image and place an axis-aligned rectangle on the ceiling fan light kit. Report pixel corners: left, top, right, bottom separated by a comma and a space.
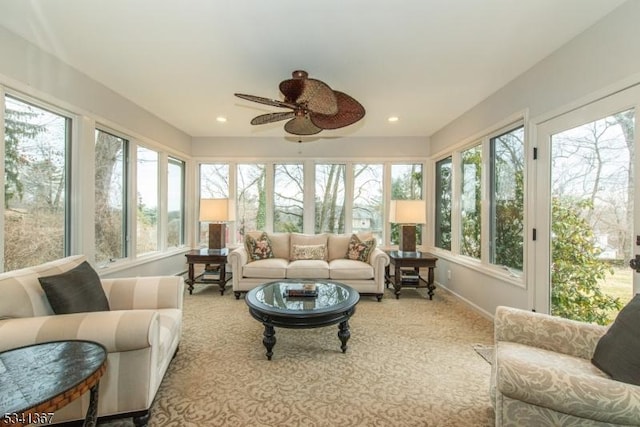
235, 70, 365, 135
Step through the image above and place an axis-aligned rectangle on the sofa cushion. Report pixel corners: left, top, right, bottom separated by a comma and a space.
286, 260, 330, 279
592, 293, 640, 386
243, 258, 288, 279
38, 261, 110, 314
329, 259, 374, 280
267, 233, 290, 259
346, 234, 377, 262
245, 232, 274, 261
289, 233, 328, 260
292, 244, 326, 260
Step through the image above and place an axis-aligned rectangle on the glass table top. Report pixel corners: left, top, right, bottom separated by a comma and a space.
251, 280, 355, 312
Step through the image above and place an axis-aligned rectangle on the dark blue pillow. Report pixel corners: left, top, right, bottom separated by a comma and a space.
591, 293, 640, 386
39, 261, 110, 314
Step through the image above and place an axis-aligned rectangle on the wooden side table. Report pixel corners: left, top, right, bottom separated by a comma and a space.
0, 340, 107, 427
185, 248, 230, 295
385, 251, 438, 299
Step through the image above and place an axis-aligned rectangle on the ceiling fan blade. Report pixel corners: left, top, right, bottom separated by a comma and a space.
234, 93, 297, 109
279, 78, 304, 103
250, 111, 296, 125
284, 116, 322, 135
297, 79, 338, 115
310, 91, 365, 130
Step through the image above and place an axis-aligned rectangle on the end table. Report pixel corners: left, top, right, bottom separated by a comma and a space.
385, 250, 438, 299
185, 248, 231, 295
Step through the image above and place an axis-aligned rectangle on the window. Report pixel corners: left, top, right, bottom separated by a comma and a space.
136, 146, 159, 255
315, 164, 346, 234
460, 144, 482, 259
353, 164, 383, 242
390, 163, 423, 245
237, 164, 266, 239
490, 126, 524, 270
274, 164, 304, 232
167, 157, 185, 248
95, 129, 127, 264
435, 157, 452, 250
4, 95, 70, 271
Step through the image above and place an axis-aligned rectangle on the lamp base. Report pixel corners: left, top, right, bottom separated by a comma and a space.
208, 223, 226, 250
399, 224, 417, 252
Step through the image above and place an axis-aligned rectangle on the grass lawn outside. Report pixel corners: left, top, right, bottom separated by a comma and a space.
600, 266, 634, 321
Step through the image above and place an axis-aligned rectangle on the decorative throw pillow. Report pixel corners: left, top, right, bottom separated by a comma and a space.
292, 244, 326, 260
591, 293, 640, 386
345, 234, 376, 262
38, 261, 110, 314
245, 232, 275, 261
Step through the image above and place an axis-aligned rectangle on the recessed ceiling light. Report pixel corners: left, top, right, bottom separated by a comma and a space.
388, 116, 399, 123
216, 116, 227, 123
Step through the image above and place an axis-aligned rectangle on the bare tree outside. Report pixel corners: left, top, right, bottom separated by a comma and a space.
274, 164, 304, 232
551, 108, 634, 322
315, 164, 345, 234
237, 164, 266, 239
3, 95, 68, 271
95, 129, 126, 265
353, 164, 383, 242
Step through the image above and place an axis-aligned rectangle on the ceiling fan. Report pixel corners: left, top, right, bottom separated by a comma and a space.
234, 70, 365, 135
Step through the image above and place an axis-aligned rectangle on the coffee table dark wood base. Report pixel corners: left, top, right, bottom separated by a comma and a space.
245, 281, 359, 360
249, 309, 355, 360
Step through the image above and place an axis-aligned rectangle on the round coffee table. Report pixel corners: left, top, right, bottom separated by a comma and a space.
0, 340, 107, 427
245, 280, 360, 360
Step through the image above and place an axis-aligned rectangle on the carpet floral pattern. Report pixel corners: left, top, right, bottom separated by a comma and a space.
101, 285, 495, 426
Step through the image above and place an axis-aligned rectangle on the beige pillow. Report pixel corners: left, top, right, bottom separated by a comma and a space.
289, 233, 328, 260
291, 244, 326, 261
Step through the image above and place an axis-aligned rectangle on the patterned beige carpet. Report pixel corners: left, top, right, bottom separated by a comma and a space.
102, 284, 495, 427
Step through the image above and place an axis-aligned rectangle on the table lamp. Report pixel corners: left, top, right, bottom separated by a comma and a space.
199, 198, 233, 249
389, 200, 426, 252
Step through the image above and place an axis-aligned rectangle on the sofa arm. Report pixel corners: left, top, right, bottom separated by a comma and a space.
101, 276, 184, 311
494, 306, 607, 359
0, 310, 158, 353
229, 247, 249, 289
369, 248, 390, 291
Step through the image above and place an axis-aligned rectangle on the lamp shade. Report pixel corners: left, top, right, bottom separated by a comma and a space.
389, 200, 426, 224
199, 198, 231, 222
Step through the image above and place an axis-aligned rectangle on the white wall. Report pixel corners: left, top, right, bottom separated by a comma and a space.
428, 0, 640, 317
0, 25, 192, 154
193, 136, 429, 159
0, 25, 193, 278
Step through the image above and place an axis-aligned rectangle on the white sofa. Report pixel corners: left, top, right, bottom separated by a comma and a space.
229, 232, 390, 301
492, 306, 640, 426
0, 255, 183, 426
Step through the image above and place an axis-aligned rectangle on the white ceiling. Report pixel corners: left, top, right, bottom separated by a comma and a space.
0, 0, 627, 138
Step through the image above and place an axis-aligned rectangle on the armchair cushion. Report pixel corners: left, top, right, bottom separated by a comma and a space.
592, 293, 640, 386
38, 261, 110, 314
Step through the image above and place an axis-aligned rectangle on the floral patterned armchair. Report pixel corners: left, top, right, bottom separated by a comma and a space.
491, 306, 640, 426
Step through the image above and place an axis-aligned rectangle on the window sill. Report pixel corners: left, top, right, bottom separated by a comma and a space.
96, 247, 191, 276
429, 247, 525, 289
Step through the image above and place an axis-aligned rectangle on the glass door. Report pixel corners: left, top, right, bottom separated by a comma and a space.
535, 87, 640, 324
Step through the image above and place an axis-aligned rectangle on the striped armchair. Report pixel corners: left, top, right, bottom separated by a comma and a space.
0, 255, 183, 426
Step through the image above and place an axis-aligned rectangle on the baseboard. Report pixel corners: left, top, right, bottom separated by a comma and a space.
435, 281, 494, 321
